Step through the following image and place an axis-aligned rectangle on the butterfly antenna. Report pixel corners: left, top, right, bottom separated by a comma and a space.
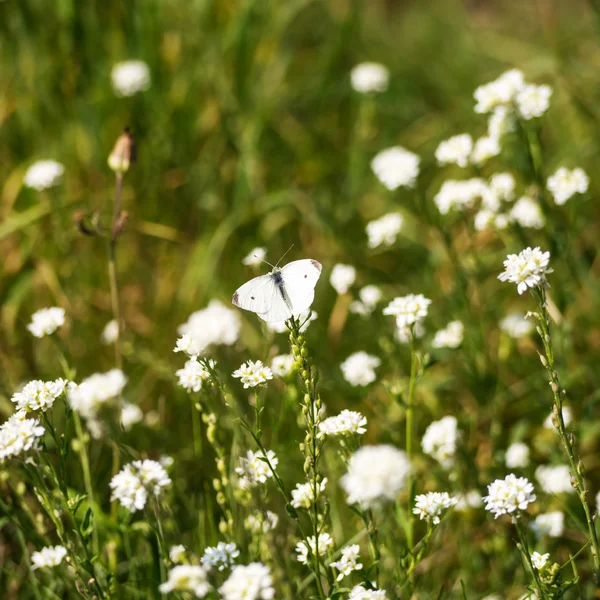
275, 244, 294, 267
255, 254, 277, 269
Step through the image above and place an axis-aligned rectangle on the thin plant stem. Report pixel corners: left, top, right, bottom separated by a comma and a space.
406, 331, 418, 557
514, 519, 547, 600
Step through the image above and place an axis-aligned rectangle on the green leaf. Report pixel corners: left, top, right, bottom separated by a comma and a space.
80, 507, 94, 540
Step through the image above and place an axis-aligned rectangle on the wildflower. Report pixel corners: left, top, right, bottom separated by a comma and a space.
121, 403, 143, 431
244, 511, 279, 534
544, 406, 572, 429
531, 512, 564, 538
110, 459, 171, 512
178, 300, 241, 352
471, 136, 501, 165
219, 562, 275, 600
330, 264, 356, 294
174, 333, 202, 357
350, 63, 389, 93
371, 146, 420, 190
232, 360, 273, 388
318, 410, 367, 438
366, 213, 403, 249
435, 134, 473, 168
349, 585, 388, 599
291, 478, 328, 509
547, 167, 589, 205
434, 179, 490, 215
31, 545, 67, 569
341, 445, 410, 508
101, 319, 119, 344
396, 322, 425, 344
516, 84, 552, 120
500, 313, 534, 338
176, 358, 213, 392
455, 490, 483, 511
169, 545, 187, 564
498, 247, 552, 294
23, 160, 65, 191
413, 492, 457, 524
159, 565, 211, 597
295, 534, 334, 565
111, 60, 151, 97
484, 474, 536, 518
474, 69, 525, 114
488, 106, 514, 139
505, 442, 530, 469
510, 197, 545, 229
27, 307, 65, 338
271, 354, 295, 377
383, 293, 431, 328
235, 449, 278, 488
350, 285, 383, 316
531, 552, 550, 570
11, 379, 69, 412
340, 352, 381, 387
432, 321, 464, 349
0, 412, 45, 462
421, 416, 460, 468
330, 545, 363, 580
201, 542, 240, 572
242, 247, 267, 267
535, 465, 574, 495
489, 173, 516, 202
108, 128, 136, 173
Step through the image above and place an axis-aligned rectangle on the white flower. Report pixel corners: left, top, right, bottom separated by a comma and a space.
413, 492, 457, 524
243, 247, 267, 267
435, 134, 473, 168
351, 63, 389, 93
455, 490, 483, 512
24, 160, 65, 191
219, 562, 275, 600
396, 322, 425, 344
488, 106, 514, 139
178, 300, 241, 353
432, 321, 464, 349
11, 379, 68, 412
110, 459, 171, 512
535, 465, 574, 495
341, 445, 410, 508
169, 545, 187, 564
176, 358, 213, 393
474, 69, 525, 114
295, 534, 334, 565
544, 406, 572, 429
201, 542, 240, 572
471, 136, 501, 165
371, 146, 420, 190
350, 285, 383, 316
510, 196, 545, 229
547, 167, 589, 205
366, 213, 403, 249
349, 585, 388, 600
383, 293, 431, 328
330, 545, 363, 581
121, 403, 143, 431
434, 178, 490, 215
111, 60, 151, 97
498, 247, 553, 294
531, 552, 550, 571
101, 320, 119, 344
484, 474, 536, 518
531, 512, 564, 538
291, 478, 328, 509
31, 545, 67, 569
505, 442, 530, 468
421, 416, 460, 468
500, 313, 534, 338
330, 264, 356, 294
489, 173, 516, 202
0, 412, 45, 462
318, 410, 367, 438
271, 354, 295, 377
232, 360, 273, 388
516, 84, 552, 120
27, 307, 65, 338
244, 511, 279, 534
235, 450, 278, 488
340, 352, 380, 387
159, 565, 211, 597
174, 333, 202, 357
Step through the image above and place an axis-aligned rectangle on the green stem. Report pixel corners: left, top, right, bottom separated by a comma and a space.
406, 332, 418, 557
514, 519, 547, 600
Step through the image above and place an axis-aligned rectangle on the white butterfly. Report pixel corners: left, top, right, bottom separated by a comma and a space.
232, 259, 322, 322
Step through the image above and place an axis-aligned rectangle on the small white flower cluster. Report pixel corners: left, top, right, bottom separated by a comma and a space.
31, 545, 67, 569
318, 410, 367, 438
0, 412, 45, 462
505, 442, 530, 468
455, 490, 483, 512
366, 213, 403, 249
27, 307, 65, 338
159, 565, 210, 597
176, 358, 214, 392
169, 544, 187, 564
351, 62, 389, 94
396, 321, 425, 344
330, 544, 363, 580
121, 403, 144, 431
341, 445, 410, 508
531, 511, 564, 538
434, 178, 495, 216
111, 60, 151, 97
24, 161, 65, 191
201, 542, 240, 572
535, 465, 574, 495
547, 167, 589, 205
11, 378, 69, 412
349, 586, 388, 600
270, 354, 295, 377
244, 511, 279, 534
291, 478, 328, 509
219, 562, 275, 600
500, 313, 534, 338
330, 264, 356, 294
371, 146, 420, 190
383, 293, 431, 329
232, 360, 273, 388
531, 552, 550, 571
349, 285, 382, 316
340, 352, 380, 387
421, 416, 460, 468
295, 533, 334, 565
413, 491, 457, 524
235, 449, 278, 488
498, 247, 552, 294
110, 459, 171, 512
435, 134, 474, 168
484, 474, 536, 519
432, 321, 464, 349
101, 319, 119, 344
242, 247, 267, 267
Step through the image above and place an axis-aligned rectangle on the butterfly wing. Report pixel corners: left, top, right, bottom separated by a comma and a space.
232, 275, 276, 315
257, 283, 294, 322
280, 259, 322, 314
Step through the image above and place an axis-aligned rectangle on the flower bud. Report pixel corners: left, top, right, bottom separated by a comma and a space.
108, 128, 136, 174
